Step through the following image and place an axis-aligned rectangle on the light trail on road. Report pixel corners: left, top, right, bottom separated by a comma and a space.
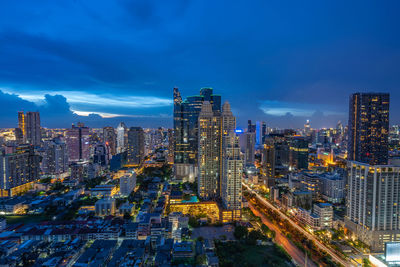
243, 182, 351, 267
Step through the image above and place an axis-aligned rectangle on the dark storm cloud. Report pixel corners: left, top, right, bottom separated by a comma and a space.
0, 0, 400, 128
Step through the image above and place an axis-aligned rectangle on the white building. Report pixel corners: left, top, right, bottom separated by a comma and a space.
346, 162, 400, 252
120, 172, 136, 196
313, 202, 333, 229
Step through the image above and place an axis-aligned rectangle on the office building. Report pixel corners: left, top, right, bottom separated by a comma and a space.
19, 111, 41, 146
348, 93, 390, 165
221, 132, 242, 221
42, 138, 68, 175
17, 111, 26, 143
173, 87, 221, 181
103, 126, 117, 156
346, 162, 400, 252
320, 173, 345, 204
313, 203, 333, 229
198, 101, 221, 199
247, 120, 256, 133
221, 102, 242, 220
239, 132, 256, 165
289, 136, 309, 170
66, 123, 90, 162
261, 121, 267, 144
0, 144, 40, 197
262, 137, 276, 178
261, 134, 290, 178
93, 143, 110, 166
120, 172, 136, 196
255, 121, 266, 147
116, 122, 127, 153
14, 128, 24, 144
127, 127, 144, 165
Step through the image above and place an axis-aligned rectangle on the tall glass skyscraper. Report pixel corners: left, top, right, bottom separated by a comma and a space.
173, 87, 221, 181
348, 92, 390, 165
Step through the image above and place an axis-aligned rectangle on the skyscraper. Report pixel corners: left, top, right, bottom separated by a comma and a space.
198, 101, 221, 199
0, 144, 40, 197
66, 123, 90, 162
22, 111, 41, 146
103, 126, 117, 156
239, 132, 256, 166
42, 138, 68, 175
173, 87, 222, 181
346, 162, 400, 252
221, 132, 243, 221
289, 136, 309, 170
17, 111, 26, 143
220, 102, 242, 221
247, 120, 256, 133
116, 122, 127, 153
348, 93, 390, 165
127, 127, 144, 166
261, 121, 267, 144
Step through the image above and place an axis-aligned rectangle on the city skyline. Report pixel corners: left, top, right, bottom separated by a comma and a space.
1, 1, 400, 128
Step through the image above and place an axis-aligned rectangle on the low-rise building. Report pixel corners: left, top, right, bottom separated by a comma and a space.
90, 184, 118, 198
95, 198, 116, 216
313, 202, 333, 229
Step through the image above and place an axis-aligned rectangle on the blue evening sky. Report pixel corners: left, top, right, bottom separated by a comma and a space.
0, 0, 399, 128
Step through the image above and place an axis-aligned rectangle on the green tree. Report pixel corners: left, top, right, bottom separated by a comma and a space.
189, 216, 199, 228
234, 225, 248, 240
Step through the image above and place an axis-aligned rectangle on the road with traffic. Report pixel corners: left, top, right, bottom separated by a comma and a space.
248, 201, 316, 267
243, 182, 351, 267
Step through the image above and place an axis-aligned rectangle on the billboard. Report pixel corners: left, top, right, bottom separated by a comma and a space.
386, 242, 400, 262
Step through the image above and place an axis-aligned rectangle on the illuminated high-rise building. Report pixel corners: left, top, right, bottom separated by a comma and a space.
198, 101, 222, 199
348, 93, 389, 165
17, 111, 26, 143
14, 128, 24, 144
25, 111, 41, 146
0, 144, 40, 197
43, 138, 68, 175
221, 102, 242, 221
289, 136, 309, 170
261, 121, 267, 144
116, 122, 127, 153
127, 127, 144, 165
346, 162, 400, 252
239, 132, 255, 165
304, 119, 311, 136
103, 126, 117, 155
66, 123, 90, 162
221, 101, 236, 135
262, 136, 276, 178
173, 87, 222, 181
247, 120, 256, 133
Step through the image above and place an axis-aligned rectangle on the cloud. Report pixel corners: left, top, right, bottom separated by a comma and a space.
0, 89, 172, 128
2, 88, 172, 118
259, 100, 345, 117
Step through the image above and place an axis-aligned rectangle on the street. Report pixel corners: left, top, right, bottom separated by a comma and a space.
243, 182, 351, 267
248, 202, 316, 267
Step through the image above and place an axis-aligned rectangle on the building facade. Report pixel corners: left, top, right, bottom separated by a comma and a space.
173, 87, 221, 181
0, 144, 40, 197
198, 101, 221, 199
346, 162, 400, 252
42, 138, 68, 175
127, 127, 144, 166
66, 123, 90, 163
348, 93, 390, 165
